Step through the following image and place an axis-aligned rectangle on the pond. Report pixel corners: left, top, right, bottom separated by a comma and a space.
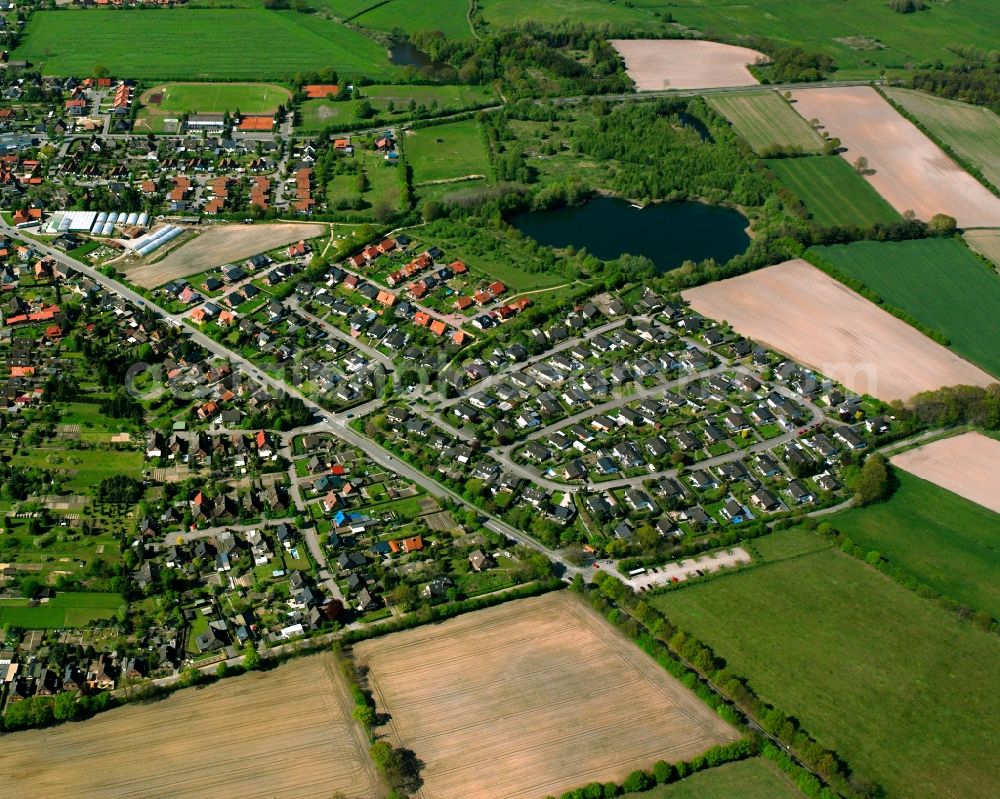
511, 196, 750, 272
389, 42, 434, 68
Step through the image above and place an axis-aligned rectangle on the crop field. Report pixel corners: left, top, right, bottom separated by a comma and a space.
0, 593, 124, 629
125, 223, 325, 288
661, 0, 1000, 78
708, 91, 825, 153
0, 653, 378, 799
135, 82, 289, 132
481, 0, 665, 33
812, 237, 1000, 377
624, 758, 800, 799
298, 84, 496, 132
353, 591, 738, 799
355, 0, 471, 40
789, 86, 1000, 228
829, 468, 1000, 617
611, 39, 763, 91
682, 259, 993, 402
13, 9, 397, 80
890, 431, 1000, 515
964, 229, 1000, 269
766, 156, 901, 228
652, 548, 1000, 798
405, 118, 491, 184
885, 88, 1000, 189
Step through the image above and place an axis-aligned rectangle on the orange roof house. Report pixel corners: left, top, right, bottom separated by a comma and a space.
10, 366, 35, 378
450, 260, 468, 274
452, 330, 468, 346
375, 290, 396, 307
389, 535, 423, 554
429, 320, 447, 336
413, 311, 430, 327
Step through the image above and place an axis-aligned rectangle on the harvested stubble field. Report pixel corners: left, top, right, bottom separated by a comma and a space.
0, 653, 379, 799
682, 259, 994, 402
885, 87, 1000, 190
354, 591, 738, 799
610, 40, 763, 91
707, 91, 826, 154
890, 431, 1000, 515
789, 86, 1000, 228
126, 222, 325, 287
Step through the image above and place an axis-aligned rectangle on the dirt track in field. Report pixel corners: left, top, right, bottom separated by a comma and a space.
891, 432, 1000, 514
682, 259, 994, 402
354, 591, 738, 799
611, 39, 763, 90
124, 222, 325, 288
0, 653, 379, 799
789, 86, 1000, 228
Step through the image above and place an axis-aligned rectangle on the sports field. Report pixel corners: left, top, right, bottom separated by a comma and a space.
0, 653, 378, 799
828, 468, 1000, 617
767, 155, 901, 228
811, 237, 1000, 377
354, 591, 738, 799
355, 0, 471, 39
885, 88, 1000, 189
624, 758, 800, 799
708, 91, 825, 154
14, 9, 397, 80
662, 0, 1000, 78
0, 593, 124, 629
653, 547, 1000, 798
135, 82, 290, 132
405, 118, 490, 183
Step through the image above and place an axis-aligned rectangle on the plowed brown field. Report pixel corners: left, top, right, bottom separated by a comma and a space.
0, 653, 379, 799
354, 591, 738, 799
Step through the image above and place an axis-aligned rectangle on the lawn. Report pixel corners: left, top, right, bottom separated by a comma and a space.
767, 156, 901, 228
828, 470, 1000, 617
355, 0, 472, 40
7, 446, 144, 491
0, 592, 124, 629
14, 9, 397, 80
622, 758, 800, 799
661, 0, 1000, 78
708, 91, 826, 154
404, 119, 491, 184
810, 237, 1000, 377
652, 547, 1000, 798
324, 151, 404, 220
885, 88, 1000, 189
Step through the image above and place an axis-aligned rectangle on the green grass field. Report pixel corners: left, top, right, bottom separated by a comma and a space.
653, 547, 1000, 798
355, 0, 472, 39
324, 151, 403, 220
885, 88, 1000, 189
297, 84, 496, 132
708, 92, 826, 154
828, 470, 1000, 617
661, 0, 1000, 78
767, 156, 902, 228
7, 447, 143, 492
480, 0, 666, 33
14, 9, 397, 80
311, 0, 383, 16
0, 592, 124, 629
405, 119, 491, 183
623, 758, 800, 799
811, 237, 1000, 377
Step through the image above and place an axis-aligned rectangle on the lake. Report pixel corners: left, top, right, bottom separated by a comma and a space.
512, 197, 750, 271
